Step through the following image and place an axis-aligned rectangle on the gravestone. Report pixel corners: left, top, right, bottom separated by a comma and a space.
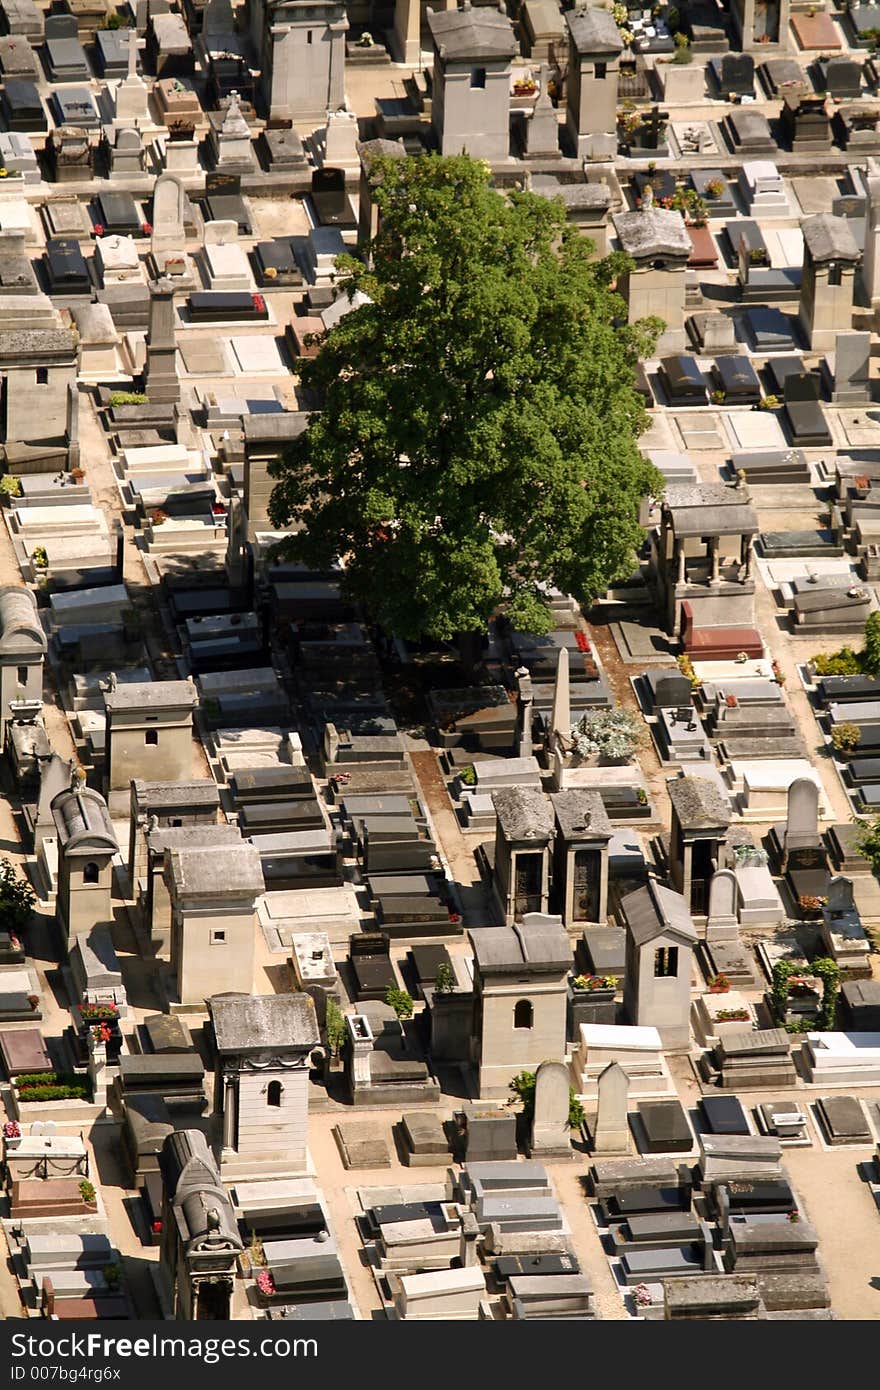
592, 1060, 630, 1155
707, 868, 739, 941
150, 172, 187, 276
784, 777, 820, 860
824, 56, 861, 100
205, 171, 241, 197
826, 874, 855, 911
311, 168, 348, 224
719, 53, 755, 97
830, 331, 871, 403
529, 1060, 573, 1159
109, 127, 144, 178
45, 13, 78, 38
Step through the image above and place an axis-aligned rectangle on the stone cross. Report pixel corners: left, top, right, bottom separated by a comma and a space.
126, 29, 145, 80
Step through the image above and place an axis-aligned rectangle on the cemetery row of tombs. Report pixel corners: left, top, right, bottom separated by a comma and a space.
3, 0, 880, 1327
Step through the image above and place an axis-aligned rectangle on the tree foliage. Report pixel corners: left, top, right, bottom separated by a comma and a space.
324, 998, 347, 1057
0, 858, 34, 935
269, 154, 663, 640
508, 1069, 586, 1131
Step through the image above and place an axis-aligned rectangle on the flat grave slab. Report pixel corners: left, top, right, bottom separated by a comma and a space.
636, 1100, 693, 1154
231, 335, 285, 375
179, 338, 229, 375
673, 414, 726, 451
726, 409, 788, 451
815, 1095, 871, 1144
334, 1122, 392, 1170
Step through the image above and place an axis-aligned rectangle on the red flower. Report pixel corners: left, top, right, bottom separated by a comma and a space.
93, 223, 105, 236
252, 294, 266, 313
142, 221, 153, 234
448, 911, 461, 924
575, 631, 590, 652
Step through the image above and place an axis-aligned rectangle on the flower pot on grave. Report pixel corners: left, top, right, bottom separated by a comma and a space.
73, 1012, 123, 1063
568, 984, 617, 1035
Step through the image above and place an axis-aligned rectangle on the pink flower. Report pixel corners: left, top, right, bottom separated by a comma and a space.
256, 1270, 275, 1295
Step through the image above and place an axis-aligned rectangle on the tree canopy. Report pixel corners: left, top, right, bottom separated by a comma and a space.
269, 154, 663, 640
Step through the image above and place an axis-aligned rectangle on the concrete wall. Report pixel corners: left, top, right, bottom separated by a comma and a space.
0, 659, 42, 732
236, 1066, 309, 1168
174, 905, 256, 1005
621, 265, 686, 332
4, 362, 77, 445
58, 857, 114, 942
477, 975, 568, 1097
434, 62, 511, 161
263, 7, 347, 125
624, 933, 692, 1048
107, 720, 193, 791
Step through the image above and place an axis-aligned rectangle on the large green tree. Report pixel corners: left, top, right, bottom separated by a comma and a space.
269, 154, 663, 640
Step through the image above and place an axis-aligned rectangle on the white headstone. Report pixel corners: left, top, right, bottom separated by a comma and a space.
785, 777, 819, 847
707, 867, 739, 940
592, 1061, 630, 1155
151, 172, 186, 258
530, 1059, 573, 1158
322, 105, 360, 170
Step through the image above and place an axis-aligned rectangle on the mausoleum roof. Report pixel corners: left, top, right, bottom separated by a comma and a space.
427, 6, 518, 61
622, 878, 697, 947
801, 213, 860, 263
0, 584, 46, 656
566, 7, 624, 54
209, 992, 320, 1054
612, 207, 692, 261
667, 775, 732, 831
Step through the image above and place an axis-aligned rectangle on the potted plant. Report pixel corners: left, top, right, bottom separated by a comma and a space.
572, 973, 619, 992
255, 1269, 276, 1301
705, 177, 725, 200
79, 1179, 96, 1207
831, 722, 861, 755
32, 546, 48, 570
3, 1119, 21, 1149
708, 974, 731, 994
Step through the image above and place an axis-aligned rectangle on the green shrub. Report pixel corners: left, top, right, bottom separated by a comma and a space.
18, 1085, 89, 1102
862, 611, 880, 675
385, 987, 414, 1020
434, 962, 456, 994
79, 1180, 96, 1203
509, 1071, 585, 1131
109, 390, 148, 406
811, 647, 862, 677
831, 722, 861, 753
324, 998, 347, 1057
31, 546, 48, 570
15, 1071, 78, 1087
459, 764, 476, 786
